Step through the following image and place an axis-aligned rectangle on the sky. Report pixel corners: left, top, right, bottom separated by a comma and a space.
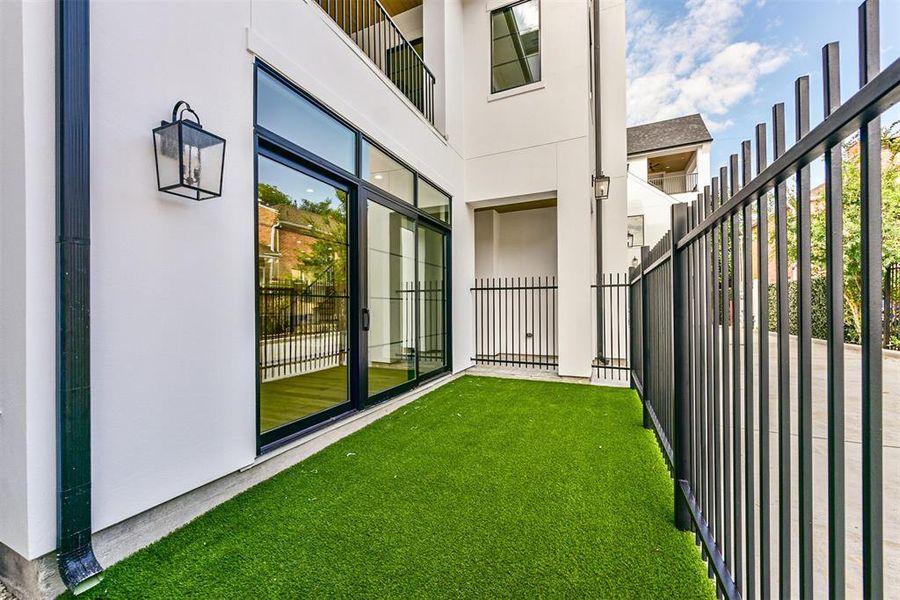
626, 0, 900, 172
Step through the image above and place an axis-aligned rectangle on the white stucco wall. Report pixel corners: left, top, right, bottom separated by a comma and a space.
463, 0, 625, 378
0, 0, 57, 559
1, 0, 625, 559
1, 0, 470, 559
697, 141, 712, 189
596, 0, 629, 277
474, 206, 557, 278
625, 174, 677, 263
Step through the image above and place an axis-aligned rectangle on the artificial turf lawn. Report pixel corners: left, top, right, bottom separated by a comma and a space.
70, 376, 715, 599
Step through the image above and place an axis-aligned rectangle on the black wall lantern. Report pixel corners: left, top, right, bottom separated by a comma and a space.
153, 101, 226, 200
593, 172, 610, 200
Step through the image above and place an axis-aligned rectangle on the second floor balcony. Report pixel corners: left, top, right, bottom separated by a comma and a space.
647, 171, 699, 195
314, 0, 436, 126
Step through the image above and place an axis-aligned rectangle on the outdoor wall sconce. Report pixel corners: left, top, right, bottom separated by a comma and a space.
593, 172, 610, 200
153, 101, 226, 200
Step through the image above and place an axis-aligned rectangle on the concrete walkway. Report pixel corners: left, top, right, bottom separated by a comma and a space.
466, 363, 591, 385
752, 333, 899, 598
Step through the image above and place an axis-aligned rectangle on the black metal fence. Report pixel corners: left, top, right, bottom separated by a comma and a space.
313, 0, 436, 125
471, 276, 557, 368
630, 240, 674, 462
887, 263, 900, 350
630, 2, 898, 597
399, 280, 447, 368
592, 273, 631, 381
258, 279, 348, 380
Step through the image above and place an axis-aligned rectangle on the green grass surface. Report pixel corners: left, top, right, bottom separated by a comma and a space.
260, 365, 412, 431
71, 376, 714, 599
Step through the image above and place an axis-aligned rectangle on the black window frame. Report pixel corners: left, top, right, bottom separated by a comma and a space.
626, 214, 645, 248
490, 0, 542, 94
253, 60, 453, 454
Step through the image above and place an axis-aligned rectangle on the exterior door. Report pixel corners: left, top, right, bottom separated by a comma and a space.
257, 151, 353, 448
364, 192, 419, 403
416, 222, 449, 378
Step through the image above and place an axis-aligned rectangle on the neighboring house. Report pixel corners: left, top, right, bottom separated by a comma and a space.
258, 201, 345, 283
0, 0, 627, 596
625, 114, 713, 264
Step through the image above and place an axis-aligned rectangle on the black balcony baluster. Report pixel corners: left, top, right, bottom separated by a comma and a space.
313, 0, 436, 125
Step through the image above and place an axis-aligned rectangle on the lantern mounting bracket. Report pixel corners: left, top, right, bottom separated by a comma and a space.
160, 100, 202, 128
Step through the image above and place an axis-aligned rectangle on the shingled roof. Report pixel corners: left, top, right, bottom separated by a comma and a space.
627, 114, 712, 155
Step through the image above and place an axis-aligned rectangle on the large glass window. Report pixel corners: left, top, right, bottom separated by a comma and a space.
254, 63, 452, 446
490, 0, 541, 94
361, 140, 415, 204
257, 156, 350, 434
417, 179, 451, 224
256, 70, 356, 173
417, 225, 447, 375
367, 201, 417, 397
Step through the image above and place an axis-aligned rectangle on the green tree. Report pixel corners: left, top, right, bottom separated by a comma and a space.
813, 123, 900, 339
257, 182, 293, 207
775, 121, 900, 341
296, 189, 348, 288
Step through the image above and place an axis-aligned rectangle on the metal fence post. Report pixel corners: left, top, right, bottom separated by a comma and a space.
671, 203, 691, 531
640, 245, 652, 429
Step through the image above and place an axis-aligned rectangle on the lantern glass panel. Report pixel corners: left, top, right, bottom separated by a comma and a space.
153, 122, 181, 190
594, 175, 610, 200
181, 124, 225, 196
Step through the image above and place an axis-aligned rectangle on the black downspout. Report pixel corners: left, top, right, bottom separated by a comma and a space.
593, 0, 605, 364
56, 0, 103, 592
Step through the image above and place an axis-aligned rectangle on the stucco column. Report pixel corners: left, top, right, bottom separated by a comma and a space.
422, 0, 447, 134
556, 137, 594, 378
598, 0, 628, 275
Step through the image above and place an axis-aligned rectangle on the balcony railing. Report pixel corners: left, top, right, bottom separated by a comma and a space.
648, 172, 699, 195
314, 0, 436, 126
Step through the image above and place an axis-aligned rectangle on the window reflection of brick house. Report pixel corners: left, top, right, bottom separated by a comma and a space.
257, 202, 333, 284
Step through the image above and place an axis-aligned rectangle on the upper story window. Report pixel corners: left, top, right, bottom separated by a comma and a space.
256, 70, 356, 173
255, 63, 452, 227
418, 178, 451, 224
490, 0, 541, 94
361, 139, 415, 204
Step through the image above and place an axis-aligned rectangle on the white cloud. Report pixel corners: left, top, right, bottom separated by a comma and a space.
627, 0, 792, 127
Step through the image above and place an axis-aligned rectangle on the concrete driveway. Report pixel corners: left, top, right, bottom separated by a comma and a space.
748, 332, 899, 598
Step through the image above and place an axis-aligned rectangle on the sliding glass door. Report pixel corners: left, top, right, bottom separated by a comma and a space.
257, 154, 351, 444
364, 193, 449, 403
366, 197, 417, 399
417, 224, 448, 377
254, 61, 451, 450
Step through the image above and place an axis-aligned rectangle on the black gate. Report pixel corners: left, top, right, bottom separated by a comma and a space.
471, 276, 557, 368
593, 273, 631, 381
886, 263, 900, 350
